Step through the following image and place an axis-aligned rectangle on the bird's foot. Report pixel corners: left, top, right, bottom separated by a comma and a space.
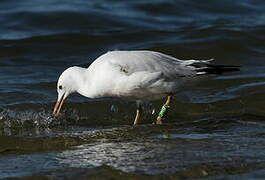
132, 124, 138, 128
133, 121, 139, 127
156, 117, 163, 125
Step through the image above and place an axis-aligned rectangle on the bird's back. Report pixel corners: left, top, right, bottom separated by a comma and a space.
92, 50, 196, 79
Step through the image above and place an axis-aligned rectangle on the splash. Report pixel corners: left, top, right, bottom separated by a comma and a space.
0, 107, 81, 136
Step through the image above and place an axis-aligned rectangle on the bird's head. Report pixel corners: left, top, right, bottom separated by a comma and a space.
53, 66, 82, 116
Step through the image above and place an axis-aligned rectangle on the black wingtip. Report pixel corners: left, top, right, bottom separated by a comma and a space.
196, 64, 241, 75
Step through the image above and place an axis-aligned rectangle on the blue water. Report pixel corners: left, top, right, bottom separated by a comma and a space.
1, 0, 265, 179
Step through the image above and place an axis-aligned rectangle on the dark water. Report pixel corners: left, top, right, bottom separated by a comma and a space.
1, 0, 265, 179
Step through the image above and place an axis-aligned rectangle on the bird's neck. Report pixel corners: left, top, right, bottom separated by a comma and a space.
74, 67, 96, 98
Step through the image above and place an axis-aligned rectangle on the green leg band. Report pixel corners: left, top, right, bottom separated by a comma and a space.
158, 105, 170, 118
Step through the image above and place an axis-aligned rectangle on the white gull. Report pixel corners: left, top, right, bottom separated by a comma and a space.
53, 50, 239, 125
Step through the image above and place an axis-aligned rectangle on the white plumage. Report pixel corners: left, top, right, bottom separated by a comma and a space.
53, 50, 239, 125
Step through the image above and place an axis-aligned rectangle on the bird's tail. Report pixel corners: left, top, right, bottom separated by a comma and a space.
195, 64, 240, 75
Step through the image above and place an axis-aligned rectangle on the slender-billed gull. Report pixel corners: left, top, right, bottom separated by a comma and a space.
53, 50, 239, 125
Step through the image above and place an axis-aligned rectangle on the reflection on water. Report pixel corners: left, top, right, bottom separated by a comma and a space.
1, 119, 265, 179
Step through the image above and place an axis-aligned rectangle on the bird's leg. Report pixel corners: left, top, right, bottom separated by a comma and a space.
133, 101, 142, 126
156, 95, 172, 124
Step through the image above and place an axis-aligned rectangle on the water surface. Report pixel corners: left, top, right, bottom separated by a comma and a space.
1, 0, 265, 179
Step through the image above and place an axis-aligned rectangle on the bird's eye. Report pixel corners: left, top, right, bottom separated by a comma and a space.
59, 85, 62, 90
